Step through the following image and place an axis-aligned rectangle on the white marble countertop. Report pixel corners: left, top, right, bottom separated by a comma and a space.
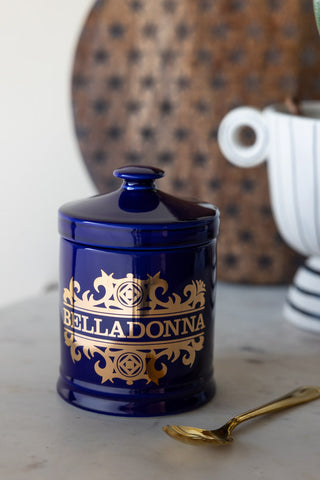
2, 283, 320, 480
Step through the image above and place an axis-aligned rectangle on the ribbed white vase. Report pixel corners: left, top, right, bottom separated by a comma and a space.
218, 101, 320, 333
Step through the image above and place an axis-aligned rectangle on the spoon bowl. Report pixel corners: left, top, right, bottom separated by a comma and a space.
163, 424, 233, 446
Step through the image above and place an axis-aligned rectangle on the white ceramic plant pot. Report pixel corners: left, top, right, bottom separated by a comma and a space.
218, 102, 320, 333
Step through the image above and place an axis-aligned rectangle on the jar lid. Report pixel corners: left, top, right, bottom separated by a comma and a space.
59, 166, 220, 249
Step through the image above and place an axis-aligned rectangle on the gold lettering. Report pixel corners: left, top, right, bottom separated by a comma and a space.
185, 315, 196, 333
180, 317, 189, 335
163, 319, 179, 338
81, 315, 94, 334
63, 308, 72, 326
146, 321, 164, 339
73, 312, 81, 329
94, 318, 105, 335
196, 313, 205, 330
127, 322, 145, 339
109, 320, 125, 338
64, 308, 206, 340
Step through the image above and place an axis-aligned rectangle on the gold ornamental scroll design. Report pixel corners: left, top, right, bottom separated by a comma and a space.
64, 329, 205, 385
63, 271, 206, 318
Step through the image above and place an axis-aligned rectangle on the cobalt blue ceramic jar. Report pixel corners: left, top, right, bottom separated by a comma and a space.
57, 166, 220, 416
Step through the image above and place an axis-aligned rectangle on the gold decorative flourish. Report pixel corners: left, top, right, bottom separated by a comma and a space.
63, 272, 206, 318
64, 329, 204, 386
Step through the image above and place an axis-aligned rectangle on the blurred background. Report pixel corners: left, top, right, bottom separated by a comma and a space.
0, 0, 94, 307
1, 0, 320, 307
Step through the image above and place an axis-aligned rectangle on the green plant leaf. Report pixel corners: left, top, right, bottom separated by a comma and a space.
314, 0, 320, 34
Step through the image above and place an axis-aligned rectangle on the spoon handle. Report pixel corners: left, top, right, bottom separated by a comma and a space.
232, 386, 320, 428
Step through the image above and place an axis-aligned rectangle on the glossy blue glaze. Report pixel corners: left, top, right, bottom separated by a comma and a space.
57, 166, 219, 416
114, 165, 165, 188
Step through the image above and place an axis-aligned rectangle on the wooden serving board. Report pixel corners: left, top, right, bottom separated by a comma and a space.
72, 0, 320, 283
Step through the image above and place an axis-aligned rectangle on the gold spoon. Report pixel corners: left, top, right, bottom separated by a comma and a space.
163, 386, 320, 446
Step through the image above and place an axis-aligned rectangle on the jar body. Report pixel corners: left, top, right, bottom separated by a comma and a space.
57, 238, 217, 416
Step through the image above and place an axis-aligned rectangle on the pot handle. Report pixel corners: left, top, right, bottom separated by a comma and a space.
218, 107, 269, 168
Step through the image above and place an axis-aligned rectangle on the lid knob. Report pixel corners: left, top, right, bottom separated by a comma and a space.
113, 165, 165, 190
